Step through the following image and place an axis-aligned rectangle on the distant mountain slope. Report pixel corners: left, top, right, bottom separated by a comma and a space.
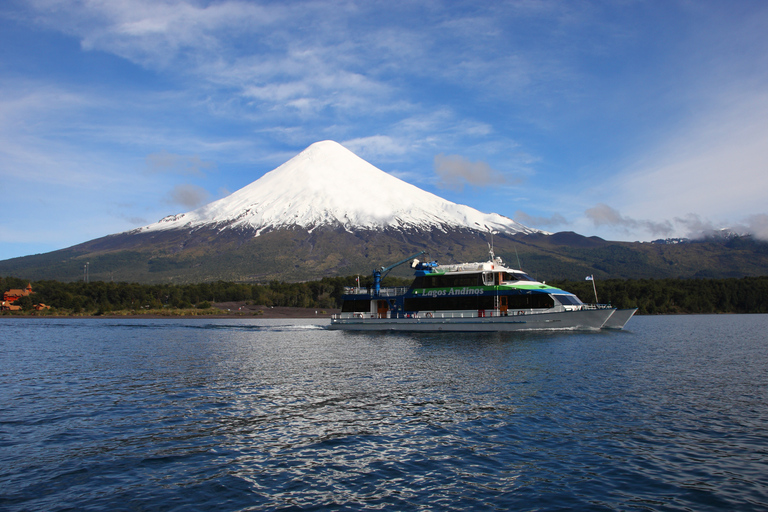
2, 227, 767, 284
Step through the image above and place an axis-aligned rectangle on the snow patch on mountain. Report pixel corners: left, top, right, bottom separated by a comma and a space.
140, 140, 541, 236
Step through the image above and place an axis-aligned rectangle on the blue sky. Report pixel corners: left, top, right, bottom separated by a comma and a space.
2, 0, 768, 260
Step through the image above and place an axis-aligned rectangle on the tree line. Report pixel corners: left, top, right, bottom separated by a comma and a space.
548, 277, 768, 315
2, 275, 767, 315
0, 275, 395, 315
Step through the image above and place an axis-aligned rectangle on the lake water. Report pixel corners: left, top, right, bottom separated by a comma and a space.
1, 315, 767, 511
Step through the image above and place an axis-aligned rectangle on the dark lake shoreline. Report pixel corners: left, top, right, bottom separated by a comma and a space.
3, 303, 340, 319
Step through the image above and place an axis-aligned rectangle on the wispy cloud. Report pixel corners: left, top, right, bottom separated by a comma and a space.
736, 214, 768, 241
592, 19, 768, 238
585, 204, 673, 237
17, 0, 580, 128
672, 214, 718, 239
515, 211, 568, 229
675, 213, 768, 241
41, 0, 282, 67
165, 183, 210, 209
342, 135, 409, 161
145, 151, 215, 177
610, 91, 768, 223
434, 154, 519, 191
584, 205, 768, 241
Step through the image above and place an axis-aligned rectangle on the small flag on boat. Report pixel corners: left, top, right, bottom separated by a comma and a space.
585, 275, 593, 281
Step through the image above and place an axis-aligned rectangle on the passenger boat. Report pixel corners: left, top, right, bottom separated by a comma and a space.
329, 251, 636, 332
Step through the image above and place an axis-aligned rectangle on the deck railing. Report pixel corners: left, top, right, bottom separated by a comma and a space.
342, 286, 411, 297
330, 304, 617, 321
332, 309, 539, 320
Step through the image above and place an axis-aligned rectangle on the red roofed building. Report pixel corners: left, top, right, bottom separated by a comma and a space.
2, 283, 37, 311
3, 283, 33, 303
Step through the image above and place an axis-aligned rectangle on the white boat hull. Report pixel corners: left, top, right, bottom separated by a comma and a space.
329, 308, 615, 332
602, 308, 638, 329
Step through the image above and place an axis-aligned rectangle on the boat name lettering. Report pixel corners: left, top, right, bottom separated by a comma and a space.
421, 287, 485, 297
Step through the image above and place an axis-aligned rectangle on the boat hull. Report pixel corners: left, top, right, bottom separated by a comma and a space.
329, 308, 615, 332
602, 308, 638, 329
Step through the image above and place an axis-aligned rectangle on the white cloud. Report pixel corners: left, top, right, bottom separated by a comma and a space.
342, 136, 408, 161
672, 214, 718, 239
17, 0, 579, 128
22, 0, 399, 123
738, 214, 768, 241
48, 0, 280, 67
593, 86, 768, 237
584, 203, 673, 237
583, 205, 768, 241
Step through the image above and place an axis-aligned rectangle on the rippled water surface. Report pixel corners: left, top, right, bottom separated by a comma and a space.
2, 315, 767, 511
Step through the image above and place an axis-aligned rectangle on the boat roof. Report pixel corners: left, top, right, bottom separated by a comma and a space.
430, 258, 523, 274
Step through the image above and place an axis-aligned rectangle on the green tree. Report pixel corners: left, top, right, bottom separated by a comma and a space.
15, 295, 35, 311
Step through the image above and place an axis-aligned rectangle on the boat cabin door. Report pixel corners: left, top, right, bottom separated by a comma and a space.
377, 300, 389, 318
500, 296, 508, 315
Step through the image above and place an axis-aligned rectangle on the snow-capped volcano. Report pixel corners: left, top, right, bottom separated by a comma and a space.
140, 140, 539, 236
6, 140, 764, 284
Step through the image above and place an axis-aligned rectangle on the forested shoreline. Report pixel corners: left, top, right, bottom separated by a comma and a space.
547, 277, 768, 315
2, 275, 767, 316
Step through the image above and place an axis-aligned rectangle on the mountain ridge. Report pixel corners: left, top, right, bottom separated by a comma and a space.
2, 226, 767, 284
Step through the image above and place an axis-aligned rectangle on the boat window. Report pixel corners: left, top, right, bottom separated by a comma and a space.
404, 293, 555, 311
553, 294, 583, 306
341, 299, 371, 312
506, 272, 536, 282
404, 295, 495, 311
506, 293, 554, 309
411, 273, 483, 289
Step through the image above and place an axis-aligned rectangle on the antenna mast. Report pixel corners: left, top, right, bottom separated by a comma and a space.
487, 229, 495, 261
